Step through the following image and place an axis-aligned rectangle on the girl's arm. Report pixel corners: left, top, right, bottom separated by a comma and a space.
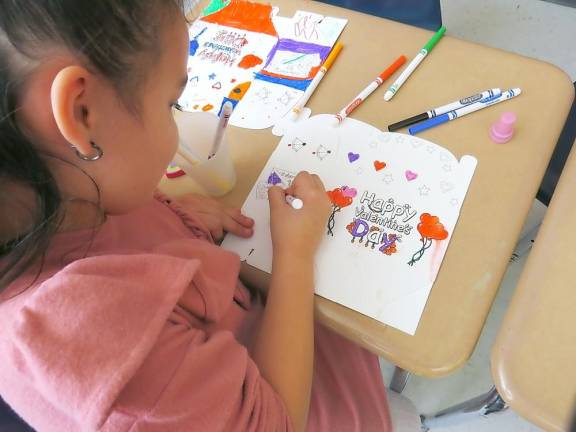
252, 172, 331, 432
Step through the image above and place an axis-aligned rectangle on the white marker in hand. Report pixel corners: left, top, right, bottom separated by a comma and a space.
285, 195, 303, 210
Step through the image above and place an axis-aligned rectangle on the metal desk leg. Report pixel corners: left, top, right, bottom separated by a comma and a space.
421, 386, 507, 429
390, 366, 410, 393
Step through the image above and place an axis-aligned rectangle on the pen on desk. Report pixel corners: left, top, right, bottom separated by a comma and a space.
209, 101, 233, 159
384, 26, 446, 102
335, 55, 406, 124
408, 88, 522, 135
285, 195, 303, 210
292, 42, 343, 115
388, 88, 502, 131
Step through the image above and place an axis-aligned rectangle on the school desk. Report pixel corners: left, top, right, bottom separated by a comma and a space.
490, 145, 576, 431
161, 0, 575, 378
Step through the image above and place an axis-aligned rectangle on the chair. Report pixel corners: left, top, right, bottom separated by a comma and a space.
0, 397, 34, 431
314, 0, 442, 31
537, 81, 576, 205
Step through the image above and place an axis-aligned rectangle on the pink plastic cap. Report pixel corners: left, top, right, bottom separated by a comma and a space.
490, 111, 517, 143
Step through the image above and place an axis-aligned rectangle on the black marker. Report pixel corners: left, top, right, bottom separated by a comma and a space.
387, 88, 501, 132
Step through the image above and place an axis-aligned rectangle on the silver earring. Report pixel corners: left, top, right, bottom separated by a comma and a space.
74, 141, 103, 161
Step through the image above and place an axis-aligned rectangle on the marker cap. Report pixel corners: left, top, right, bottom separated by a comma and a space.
408, 112, 449, 135
490, 111, 516, 143
423, 26, 446, 53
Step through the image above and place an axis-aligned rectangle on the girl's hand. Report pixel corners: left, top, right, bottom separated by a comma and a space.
268, 171, 332, 260
171, 193, 254, 242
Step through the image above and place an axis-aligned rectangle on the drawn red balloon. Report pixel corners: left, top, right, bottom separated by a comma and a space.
417, 213, 449, 240
327, 188, 353, 208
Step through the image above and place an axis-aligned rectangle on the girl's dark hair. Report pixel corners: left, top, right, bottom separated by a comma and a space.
0, 0, 184, 294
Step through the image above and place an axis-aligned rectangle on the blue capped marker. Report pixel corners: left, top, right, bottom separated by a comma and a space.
408, 88, 522, 135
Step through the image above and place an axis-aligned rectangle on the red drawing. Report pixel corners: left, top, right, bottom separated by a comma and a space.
326, 186, 356, 236
374, 160, 386, 171
408, 213, 449, 266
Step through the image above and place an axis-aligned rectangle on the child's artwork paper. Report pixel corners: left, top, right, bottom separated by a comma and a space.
178, 0, 347, 130
222, 115, 477, 335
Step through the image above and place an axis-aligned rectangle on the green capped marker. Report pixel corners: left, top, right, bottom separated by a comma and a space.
384, 26, 446, 101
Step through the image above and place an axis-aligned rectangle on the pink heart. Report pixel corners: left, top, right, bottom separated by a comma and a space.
341, 186, 357, 198
405, 170, 418, 181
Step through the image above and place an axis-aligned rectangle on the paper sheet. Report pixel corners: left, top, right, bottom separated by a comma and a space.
179, 0, 347, 129
222, 115, 477, 335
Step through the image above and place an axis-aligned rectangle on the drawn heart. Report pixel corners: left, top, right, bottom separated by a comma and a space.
341, 186, 357, 198
327, 188, 353, 208
417, 213, 449, 240
405, 170, 418, 181
374, 161, 386, 171
348, 152, 360, 163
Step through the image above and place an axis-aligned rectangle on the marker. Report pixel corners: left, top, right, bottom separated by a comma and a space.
208, 101, 233, 158
388, 88, 501, 131
384, 26, 446, 101
285, 195, 303, 210
292, 43, 343, 115
335, 55, 406, 124
408, 88, 522, 135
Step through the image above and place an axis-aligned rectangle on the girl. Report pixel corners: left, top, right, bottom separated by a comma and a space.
0, 1, 392, 431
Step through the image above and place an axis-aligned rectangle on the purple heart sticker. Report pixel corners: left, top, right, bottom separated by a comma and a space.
348, 152, 360, 163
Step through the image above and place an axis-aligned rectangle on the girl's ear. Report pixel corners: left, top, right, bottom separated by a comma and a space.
50, 66, 97, 158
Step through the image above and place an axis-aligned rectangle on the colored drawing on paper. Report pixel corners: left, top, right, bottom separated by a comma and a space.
294, 13, 320, 40
221, 115, 478, 335
189, 27, 208, 56
202, 0, 231, 16
238, 54, 263, 69
258, 39, 331, 85
267, 51, 323, 78
352, 190, 418, 244
202, 104, 214, 111
347, 152, 360, 163
346, 220, 401, 255
374, 161, 386, 171
405, 170, 418, 181
267, 171, 282, 186
180, 3, 347, 130
408, 213, 449, 266
326, 186, 355, 236
228, 82, 252, 100
201, 0, 277, 36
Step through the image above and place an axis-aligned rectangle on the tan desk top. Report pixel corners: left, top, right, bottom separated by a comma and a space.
492, 145, 576, 431
163, 0, 575, 376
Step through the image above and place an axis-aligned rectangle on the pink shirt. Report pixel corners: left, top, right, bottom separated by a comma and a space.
0, 194, 391, 431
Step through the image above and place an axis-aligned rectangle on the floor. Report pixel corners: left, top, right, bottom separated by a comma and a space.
379, 0, 576, 431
